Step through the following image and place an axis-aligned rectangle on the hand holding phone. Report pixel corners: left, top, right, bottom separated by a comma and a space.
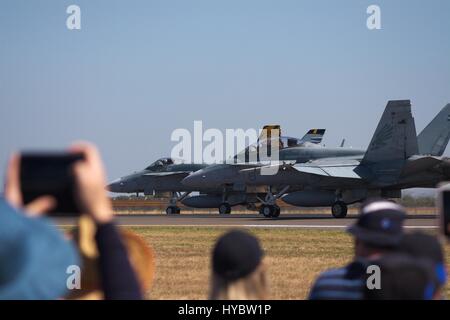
70, 143, 114, 223
4, 154, 57, 217
19, 152, 84, 216
4, 142, 114, 222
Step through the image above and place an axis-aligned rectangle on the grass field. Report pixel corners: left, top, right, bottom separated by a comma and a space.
124, 226, 450, 300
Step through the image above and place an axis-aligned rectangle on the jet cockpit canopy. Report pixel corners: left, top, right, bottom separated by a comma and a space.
233, 136, 304, 162
144, 157, 184, 171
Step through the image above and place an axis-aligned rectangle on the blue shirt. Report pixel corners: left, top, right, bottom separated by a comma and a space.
309, 261, 368, 300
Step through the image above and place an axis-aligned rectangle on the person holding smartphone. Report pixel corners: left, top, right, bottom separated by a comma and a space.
0, 154, 79, 299
3, 142, 143, 300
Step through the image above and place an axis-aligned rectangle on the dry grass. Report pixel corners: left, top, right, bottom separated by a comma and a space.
124, 226, 450, 300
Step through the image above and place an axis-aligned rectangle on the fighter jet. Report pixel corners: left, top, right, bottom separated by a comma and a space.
108, 157, 207, 213
181, 137, 366, 215
183, 101, 450, 218
107, 126, 327, 214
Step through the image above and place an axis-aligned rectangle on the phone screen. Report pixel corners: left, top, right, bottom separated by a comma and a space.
20, 152, 84, 216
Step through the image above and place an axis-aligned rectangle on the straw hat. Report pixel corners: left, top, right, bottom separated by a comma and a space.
67, 215, 155, 299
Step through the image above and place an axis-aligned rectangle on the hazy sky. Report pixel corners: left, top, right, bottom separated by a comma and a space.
1, 0, 449, 185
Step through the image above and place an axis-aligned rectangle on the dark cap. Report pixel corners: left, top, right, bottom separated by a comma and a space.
212, 230, 263, 281
347, 200, 406, 247
399, 232, 447, 286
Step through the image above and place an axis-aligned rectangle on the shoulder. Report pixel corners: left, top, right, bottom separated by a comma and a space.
309, 266, 365, 300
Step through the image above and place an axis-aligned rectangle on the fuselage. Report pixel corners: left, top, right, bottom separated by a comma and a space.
108, 146, 366, 195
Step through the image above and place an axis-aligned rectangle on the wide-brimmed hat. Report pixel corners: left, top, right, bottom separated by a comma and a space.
66, 215, 155, 299
347, 200, 406, 247
0, 199, 79, 299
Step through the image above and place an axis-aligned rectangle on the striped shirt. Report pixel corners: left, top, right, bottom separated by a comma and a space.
308, 261, 368, 300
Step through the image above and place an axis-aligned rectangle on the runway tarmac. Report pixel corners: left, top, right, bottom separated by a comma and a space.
54, 212, 438, 229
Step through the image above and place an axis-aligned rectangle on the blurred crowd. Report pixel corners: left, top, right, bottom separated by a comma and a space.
0, 143, 447, 300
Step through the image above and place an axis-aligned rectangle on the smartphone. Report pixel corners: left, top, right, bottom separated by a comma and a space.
20, 152, 85, 216
436, 183, 450, 238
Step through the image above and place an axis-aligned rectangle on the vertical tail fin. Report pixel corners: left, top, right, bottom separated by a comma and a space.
258, 125, 281, 141
362, 100, 418, 164
300, 129, 326, 144
417, 103, 450, 156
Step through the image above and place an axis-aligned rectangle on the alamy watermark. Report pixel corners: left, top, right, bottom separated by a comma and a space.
366, 264, 381, 290
170, 121, 281, 175
66, 265, 81, 290
66, 5, 81, 30
65, 5, 382, 32
367, 5, 381, 30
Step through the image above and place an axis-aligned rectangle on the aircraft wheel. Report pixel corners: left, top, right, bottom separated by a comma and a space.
219, 203, 231, 215
272, 206, 281, 218
166, 206, 180, 215
331, 201, 348, 218
260, 205, 274, 218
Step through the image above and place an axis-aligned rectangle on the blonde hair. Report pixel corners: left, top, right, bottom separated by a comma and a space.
209, 262, 268, 300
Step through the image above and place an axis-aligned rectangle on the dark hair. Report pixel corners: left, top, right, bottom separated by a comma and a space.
399, 232, 447, 288
364, 254, 435, 300
358, 239, 397, 252
212, 230, 263, 281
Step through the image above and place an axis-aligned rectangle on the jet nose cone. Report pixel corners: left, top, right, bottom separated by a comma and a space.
107, 179, 122, 192
182, 171, 208, 188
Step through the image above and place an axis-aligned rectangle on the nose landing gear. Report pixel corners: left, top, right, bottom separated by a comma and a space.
165, 191, 191, 215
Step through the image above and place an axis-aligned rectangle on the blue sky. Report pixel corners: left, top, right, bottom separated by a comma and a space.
1, 0, 449, 183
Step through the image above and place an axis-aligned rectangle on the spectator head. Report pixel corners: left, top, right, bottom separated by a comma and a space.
399, 232, 447, 299
210, 230, 267, 300
348, 199, 406, 258
365, 254, 435, 300
66, 215, 155, 299
0, 199, 79, 299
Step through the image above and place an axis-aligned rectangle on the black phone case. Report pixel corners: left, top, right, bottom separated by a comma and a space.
20, 152, 84, 216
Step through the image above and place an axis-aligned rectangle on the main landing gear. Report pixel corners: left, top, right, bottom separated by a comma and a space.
166, 206, 180, 215
165, 191, 191, 215
259, 204, 280, 218
331, 201, 348, 218
257, 186, 289, 219
218, 203, 232, 215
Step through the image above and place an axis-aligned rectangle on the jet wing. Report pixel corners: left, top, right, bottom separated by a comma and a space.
241, 159, 364, 179
143, 171, 192, 177
292, 162, 363, 180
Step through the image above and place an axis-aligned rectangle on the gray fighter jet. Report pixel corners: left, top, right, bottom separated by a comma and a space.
108, 126, 328, 214
183, 101, 450, 218
180, 137, 366, 214
108, 158, 207, 213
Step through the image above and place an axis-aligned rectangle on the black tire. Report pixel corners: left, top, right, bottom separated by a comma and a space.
331, 201, 348, 218
258, 206, 265, 215
166, 206, 180, 215
271, 206, 281, 218
219, 203, 231, 215
260, 204, 274, 218
166, 206, 175, 215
